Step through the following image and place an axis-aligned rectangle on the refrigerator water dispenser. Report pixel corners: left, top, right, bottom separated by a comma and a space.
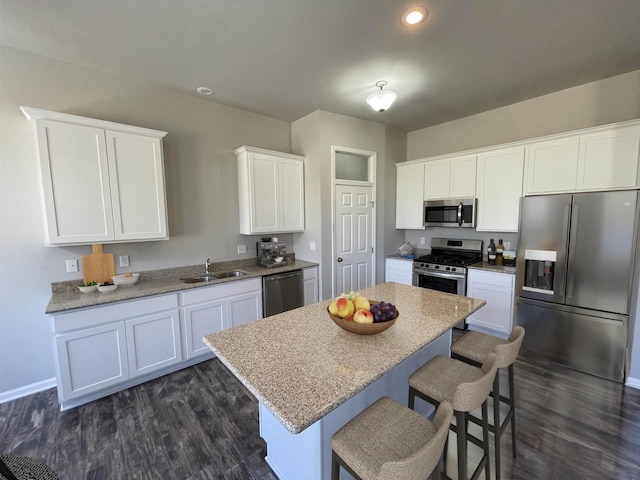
523, 249, 557, 295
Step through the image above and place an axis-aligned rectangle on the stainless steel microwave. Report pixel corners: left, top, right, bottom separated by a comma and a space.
424, 198, 476, 228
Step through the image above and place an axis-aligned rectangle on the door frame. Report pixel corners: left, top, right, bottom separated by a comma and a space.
331, 145, 377, 297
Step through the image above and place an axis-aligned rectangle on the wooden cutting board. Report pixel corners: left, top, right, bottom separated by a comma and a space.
82, 244, 115, 284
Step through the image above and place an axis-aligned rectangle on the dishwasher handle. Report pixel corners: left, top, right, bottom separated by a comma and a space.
264, 270, 302, 282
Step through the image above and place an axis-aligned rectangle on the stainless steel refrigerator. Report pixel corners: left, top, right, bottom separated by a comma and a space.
515, 190, 640, 382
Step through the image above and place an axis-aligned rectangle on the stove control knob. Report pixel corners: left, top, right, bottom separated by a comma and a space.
434, 265, 440, 269
452, 267, 457, 272
445, 267, 451, 271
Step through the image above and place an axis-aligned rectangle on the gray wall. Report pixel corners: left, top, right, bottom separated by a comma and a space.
0, 46, 293, 394
406, 69, 640, 382
292, 111, 405, 299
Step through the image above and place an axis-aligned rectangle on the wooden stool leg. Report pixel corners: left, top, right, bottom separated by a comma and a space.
509, 364, 517, 459
331, 451, 340, 480
456, 410, 467, 480
493, 373, 501, 480
432, 457, 443, 480
482, 399, 491, 480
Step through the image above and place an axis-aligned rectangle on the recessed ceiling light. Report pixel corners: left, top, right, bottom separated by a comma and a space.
402, 6, 428, 26
196, 87, 214, 95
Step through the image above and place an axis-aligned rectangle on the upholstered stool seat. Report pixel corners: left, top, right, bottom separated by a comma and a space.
0, 454, 58, 480
450, 327, 525, 480
409, 353, 499, 480
331, 396, 453, 480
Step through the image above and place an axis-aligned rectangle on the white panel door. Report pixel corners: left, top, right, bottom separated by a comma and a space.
424, 159, 450, 200
36, 120, 114, 244
227, 290, 263, 329
335, 185, 373, 295
55, 322, 129, 400
249, 153, 279, 232
182, 300, 226, 358
125, 310, 182, 378
106, 131, 168, 240
279, 158, 305, 231
395, 163, 425, 229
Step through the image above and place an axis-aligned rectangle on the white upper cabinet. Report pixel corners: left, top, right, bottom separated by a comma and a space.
424, 155, 476, 200
424, 159, 450, 200
450, 155, 477, 197
476, 146, 524, 232
236, 146, 305, 234
22, 107, 168, 245
395, 162, 425, 229
524, 136, 579, 195
576, 125, 640, 191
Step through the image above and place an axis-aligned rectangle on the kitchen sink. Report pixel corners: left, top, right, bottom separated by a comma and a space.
215, 270, 248, 278
179, 270, 247, 283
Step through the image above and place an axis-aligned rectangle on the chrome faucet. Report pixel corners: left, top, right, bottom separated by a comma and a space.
205, 258, 212, 275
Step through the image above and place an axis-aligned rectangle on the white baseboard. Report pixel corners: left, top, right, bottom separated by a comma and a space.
626, 376, 640, 390
0, 378, 56, 404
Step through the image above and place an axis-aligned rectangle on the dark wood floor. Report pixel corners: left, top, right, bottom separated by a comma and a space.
1, 349, 640, 479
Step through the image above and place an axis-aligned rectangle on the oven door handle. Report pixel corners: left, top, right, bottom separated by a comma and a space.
414, 270, 465, 280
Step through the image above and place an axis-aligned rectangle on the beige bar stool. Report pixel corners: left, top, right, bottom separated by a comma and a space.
408, 353, 499, 480
450, 327, 525, 480
331, 397, 454, 480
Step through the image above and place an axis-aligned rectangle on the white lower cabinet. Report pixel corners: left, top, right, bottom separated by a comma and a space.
52, 294, 179, 406
466, 269, 515, 336
182, 299, 226, 359
303, 267, 319, 305
125, 310, 182, 378
180, 277, 262, 359
55, 322, 129, 401
385, 258, 413, 285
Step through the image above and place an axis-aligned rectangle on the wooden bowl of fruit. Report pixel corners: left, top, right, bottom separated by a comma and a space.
328, 294, 398, 335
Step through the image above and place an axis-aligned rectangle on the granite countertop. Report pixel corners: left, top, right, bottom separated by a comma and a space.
46, 259, 318, 314
204, 282, 486, 434
468, 262, 517, 275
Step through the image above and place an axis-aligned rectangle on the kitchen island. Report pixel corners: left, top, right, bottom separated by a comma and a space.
204, 282, 485, 480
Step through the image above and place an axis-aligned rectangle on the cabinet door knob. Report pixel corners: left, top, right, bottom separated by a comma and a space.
337, 257, 343, 263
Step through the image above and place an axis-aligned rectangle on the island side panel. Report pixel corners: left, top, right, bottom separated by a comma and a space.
259, 330, 451, 480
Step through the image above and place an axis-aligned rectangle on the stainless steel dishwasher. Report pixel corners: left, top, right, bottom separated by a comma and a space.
262, 269, 304, 317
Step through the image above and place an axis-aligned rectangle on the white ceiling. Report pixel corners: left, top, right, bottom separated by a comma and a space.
2, 0, 640, 131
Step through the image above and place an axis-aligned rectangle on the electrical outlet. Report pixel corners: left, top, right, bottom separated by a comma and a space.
504, 241, 511, 250
420, 237, 426, 245
66, 259, 78, 273
310, 242, 316, 251
119, 255, 130, 267
237, 244, 247, 254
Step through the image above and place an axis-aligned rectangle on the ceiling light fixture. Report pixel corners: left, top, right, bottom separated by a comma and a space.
196, 86, 214, 95
402, 6, 428, 26
366, 81, 397, 112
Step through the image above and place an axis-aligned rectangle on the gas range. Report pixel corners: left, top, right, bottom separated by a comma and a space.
412, 238, 483, 330
413, 238, 483, 275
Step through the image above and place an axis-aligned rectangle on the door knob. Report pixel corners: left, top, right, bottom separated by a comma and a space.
337, 257, 343, 262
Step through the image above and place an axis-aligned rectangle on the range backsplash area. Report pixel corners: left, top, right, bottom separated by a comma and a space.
404, 228, 518, 258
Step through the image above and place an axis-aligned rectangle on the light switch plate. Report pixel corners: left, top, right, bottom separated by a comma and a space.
310, 242, 316, 251
66, 259, 78, 273
237, 244, 247, 254
119, 255, 130, 267
504, 241, 511, 250
420, 237, 426, 245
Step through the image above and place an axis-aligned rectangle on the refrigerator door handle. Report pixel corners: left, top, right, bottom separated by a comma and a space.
557, 204, 571, 298
566, 203, 579, 299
